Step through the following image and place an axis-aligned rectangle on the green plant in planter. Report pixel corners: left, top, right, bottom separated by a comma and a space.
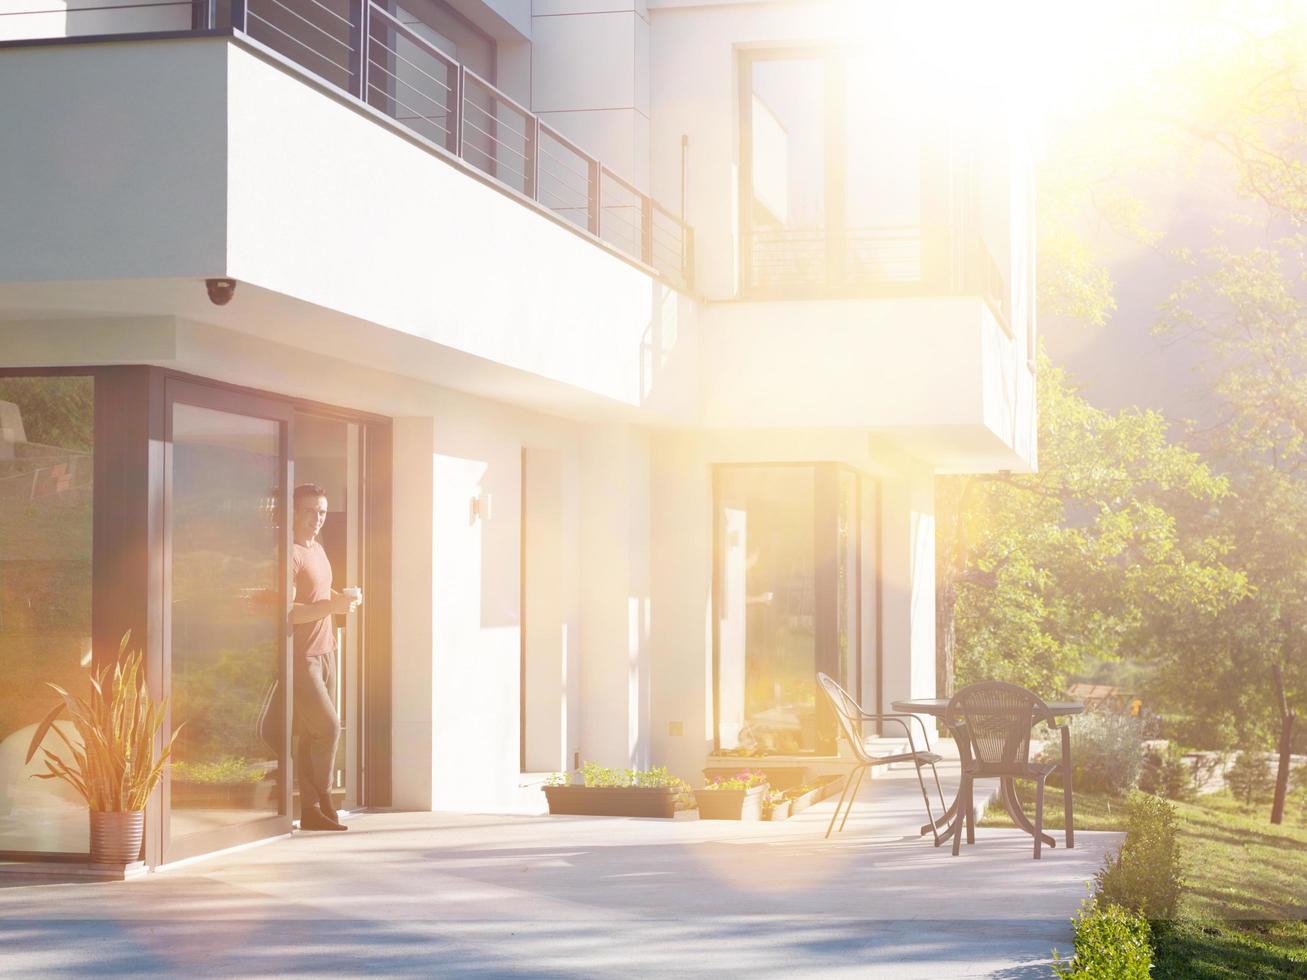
24, 636, 180, 814
702, 769, 768, 791
761, 790, 788, 817
171, 757, 265, 785
576, 762, 681, 788
542, 771, 570, 787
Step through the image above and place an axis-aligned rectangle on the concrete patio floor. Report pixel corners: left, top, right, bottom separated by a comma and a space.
0, 759, 1120, 979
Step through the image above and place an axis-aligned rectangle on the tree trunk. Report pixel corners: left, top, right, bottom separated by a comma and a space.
1270, 665, 1297, 825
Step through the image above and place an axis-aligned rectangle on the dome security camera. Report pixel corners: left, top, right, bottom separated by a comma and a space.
205, 277, 237, 306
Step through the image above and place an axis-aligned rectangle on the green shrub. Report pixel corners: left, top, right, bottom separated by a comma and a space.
701, 769, 769, 791
1095, 792, 1184, 919
1053, 897, 1153, 979
1063, 710, 1146, 796
1138, 744, 1193, 801
1225, 749, 1273, 805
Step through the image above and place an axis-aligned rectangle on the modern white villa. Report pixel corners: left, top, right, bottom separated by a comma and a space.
0, 0, 1036, 869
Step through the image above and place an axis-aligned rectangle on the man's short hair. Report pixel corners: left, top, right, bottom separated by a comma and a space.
294, 483, 328, 508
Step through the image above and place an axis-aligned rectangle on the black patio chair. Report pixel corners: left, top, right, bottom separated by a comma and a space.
944, 681, 1072, 859
816, 672, 948, 841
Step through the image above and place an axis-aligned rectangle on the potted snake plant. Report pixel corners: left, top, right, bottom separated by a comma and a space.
24, 634, 179, 866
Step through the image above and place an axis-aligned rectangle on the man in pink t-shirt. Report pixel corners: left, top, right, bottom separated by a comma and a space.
290, 483, 360, 831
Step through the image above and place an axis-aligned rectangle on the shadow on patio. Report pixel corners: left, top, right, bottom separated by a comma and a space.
0, 756, 1120, 979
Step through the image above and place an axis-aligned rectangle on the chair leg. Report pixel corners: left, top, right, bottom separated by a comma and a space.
1063, 769, 1075, 850
825, 767, 857, 840
912, 760, 938, 841
930, 762, 949, 822
951, 775, 970, 857
838, 766, 866, 834
1034, 778, 1045, 860
965, 786, 975, 844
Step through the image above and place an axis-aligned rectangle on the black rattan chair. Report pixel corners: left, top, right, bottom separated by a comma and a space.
817, 672, 948, 841
944, 681, 1072, 859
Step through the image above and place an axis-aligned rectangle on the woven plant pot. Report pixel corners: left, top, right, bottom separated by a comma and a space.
90, 811, 145, 865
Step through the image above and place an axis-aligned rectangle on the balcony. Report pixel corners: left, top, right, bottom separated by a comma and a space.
0, 0, 693, 292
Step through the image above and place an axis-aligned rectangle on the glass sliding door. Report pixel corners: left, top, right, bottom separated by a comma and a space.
716, 466, 817, 754
162, 381, 292, 863
0, 375, 94, 856
714, 463, 871, 756
291, 411, 365, 814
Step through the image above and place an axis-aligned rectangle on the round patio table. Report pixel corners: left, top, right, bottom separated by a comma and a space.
891, 698, 1084, 850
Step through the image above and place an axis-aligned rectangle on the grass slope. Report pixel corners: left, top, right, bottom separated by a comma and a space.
984, 788, 1307, 976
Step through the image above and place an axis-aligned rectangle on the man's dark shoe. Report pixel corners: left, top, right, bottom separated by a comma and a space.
299, 806, 347, 831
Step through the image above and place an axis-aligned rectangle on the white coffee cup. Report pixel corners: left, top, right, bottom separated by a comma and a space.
342, 587, 363, 606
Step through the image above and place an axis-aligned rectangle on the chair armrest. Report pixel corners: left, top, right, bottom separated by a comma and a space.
858, 711, 937, 754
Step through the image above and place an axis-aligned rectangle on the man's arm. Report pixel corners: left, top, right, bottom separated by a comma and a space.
290, 584, 355, 624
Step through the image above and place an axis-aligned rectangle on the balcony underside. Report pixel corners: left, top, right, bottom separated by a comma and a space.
0, 37, 697, 420
699, 296, 1036, 472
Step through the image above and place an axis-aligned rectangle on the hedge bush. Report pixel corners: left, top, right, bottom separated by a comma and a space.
1095, 792, 1184, 919
1138, 744, 1193, 801
1061, 710, 1145, 796
1053, 898, 1153, 979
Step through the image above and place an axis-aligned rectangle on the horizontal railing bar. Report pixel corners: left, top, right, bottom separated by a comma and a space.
366, 2, 457, 70
538, 121, 595, 171
537, 145, 590, 187
462, 93, 527, 134
246, 9, 352, 74
256, 0, 354, 31
537, 171, 588, 203
460, 63, 533, 122
0, 0, 199, 14
460, 118, 529, 163
252, 0, 352, 53
461, 141, 528, 184
536, 165, 589, 202
600, 165, 642, 201
368, 37, 454, 95
366, 58, 450, 118
538, 188, 589, 213
367, 81, 451, 137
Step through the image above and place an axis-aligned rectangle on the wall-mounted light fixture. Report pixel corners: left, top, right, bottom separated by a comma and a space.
470, 492, 493, 523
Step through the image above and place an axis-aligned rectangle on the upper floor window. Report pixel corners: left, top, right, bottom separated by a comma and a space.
740, 49, 931, 297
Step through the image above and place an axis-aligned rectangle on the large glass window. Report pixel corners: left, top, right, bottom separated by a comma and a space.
0, 376, 94, 854
167, 401, 284, 849
715, 464, 869, 755
742, 49, 930, 294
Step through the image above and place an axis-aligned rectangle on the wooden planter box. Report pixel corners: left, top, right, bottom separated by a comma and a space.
543, 785, 677, 819
785, 774, 846, 815
764, 799, 792, 821
694, 784, 768, 820
703, 766, 808, 792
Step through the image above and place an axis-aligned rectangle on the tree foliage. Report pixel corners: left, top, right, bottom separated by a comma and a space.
943, 356, 1245, 697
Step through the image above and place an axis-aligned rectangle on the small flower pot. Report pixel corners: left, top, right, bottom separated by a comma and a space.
90, 810, 145, 865
694, 783, 769, 820
765, 799, 792, 821
543, 785, 677, 818
787, 788, 818, 814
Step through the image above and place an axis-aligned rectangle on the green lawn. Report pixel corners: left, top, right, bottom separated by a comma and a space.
984, 787, 1307, 977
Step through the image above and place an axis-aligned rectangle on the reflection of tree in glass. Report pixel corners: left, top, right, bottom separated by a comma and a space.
0, 377, 94, 453
172, 643, 277, 767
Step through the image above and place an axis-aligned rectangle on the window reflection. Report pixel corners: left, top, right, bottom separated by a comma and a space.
716, 465, 867, 755
0, 376, 94, 854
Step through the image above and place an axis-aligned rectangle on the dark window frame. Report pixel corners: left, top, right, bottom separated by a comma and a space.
0, 365, 393, 866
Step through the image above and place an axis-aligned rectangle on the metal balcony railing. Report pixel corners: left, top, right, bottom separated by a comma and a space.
0, 0, 695, 292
